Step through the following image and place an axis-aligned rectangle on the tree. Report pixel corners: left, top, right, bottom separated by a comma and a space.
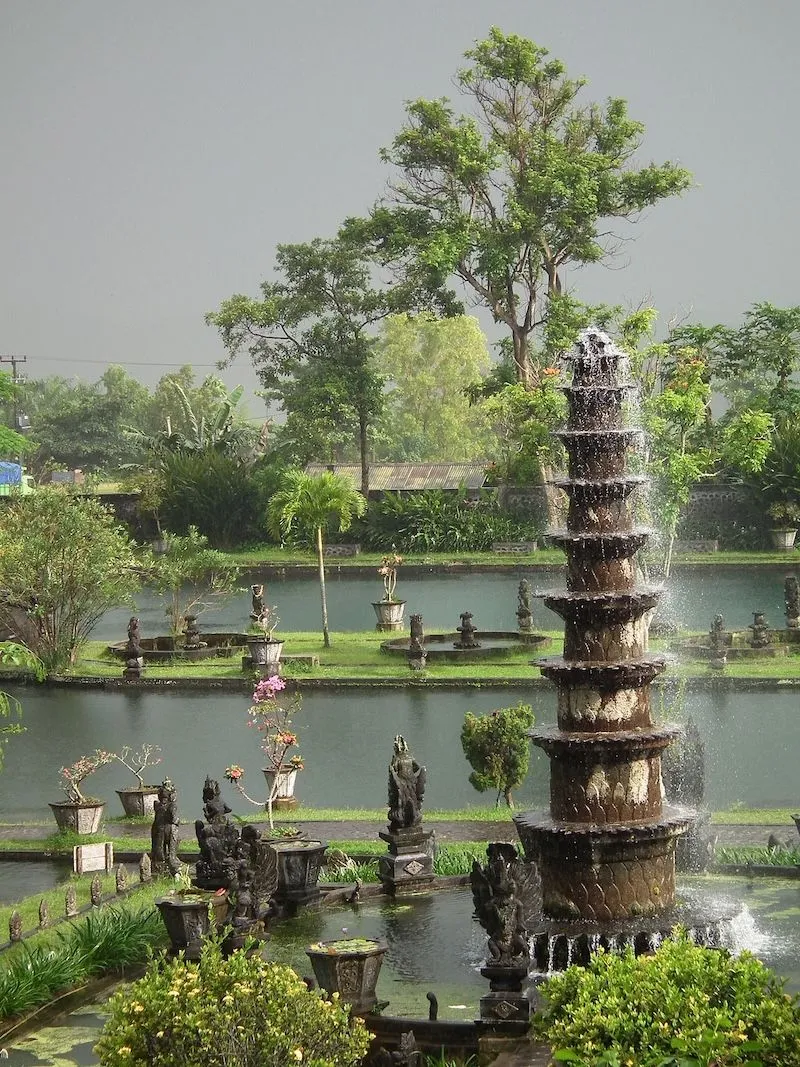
266, 470, 366, 647
0, 490, 141, 671
374, 313, 493, 460
208, 237, 418, 494
353, 28, 691, 387
717, 303, 800, 418
460, 702, 534, 808
0, 372, 35, 460
147, 527, 240, 636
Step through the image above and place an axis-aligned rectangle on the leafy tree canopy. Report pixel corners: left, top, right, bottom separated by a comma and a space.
349, 28, 692, 387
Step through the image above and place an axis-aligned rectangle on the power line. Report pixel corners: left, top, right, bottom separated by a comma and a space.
30, 357, 220, 368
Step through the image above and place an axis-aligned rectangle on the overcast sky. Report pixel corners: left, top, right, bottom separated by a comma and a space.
1, 1, 798, 412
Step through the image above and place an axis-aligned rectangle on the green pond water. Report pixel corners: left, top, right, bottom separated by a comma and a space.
3, 876, 799, 1066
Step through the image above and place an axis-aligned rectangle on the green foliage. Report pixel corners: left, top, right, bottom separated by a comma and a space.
0, 490, 140, 671
0, 900, 164, 1023
749, 415, 800, 513
158, 449, 262, 548
717, 845, 799, 867
146, 526, 240, 635
374, 313, 493, 460
460, 702, 534, 807
95, 934, 371, 1067
358, 489, 536, 553
355, 27, 691, 384
480, 378, 566, 484
537, 933, 800, 1066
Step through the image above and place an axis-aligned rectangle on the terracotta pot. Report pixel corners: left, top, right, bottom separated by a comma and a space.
247, 637, 284, 673
49, 800, 105, 835
372, 600, 406, 632
306, 938, 388, 1013
115, 786, 161, 818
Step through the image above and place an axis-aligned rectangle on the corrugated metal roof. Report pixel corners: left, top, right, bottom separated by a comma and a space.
305, 463, 487, 491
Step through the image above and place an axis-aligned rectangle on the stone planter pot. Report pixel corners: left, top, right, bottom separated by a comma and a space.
272, 839, 327, 908
115, 786, 161, 818
372, 600, 406, 632
247, 637, 284, 673
769, 527, 798, 550
49, 800, 105, 835
306, 938, 388, 1013
155, 893, 226, 959
263, 766, 298, 810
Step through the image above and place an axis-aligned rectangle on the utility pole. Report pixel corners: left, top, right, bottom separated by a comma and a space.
0, 355, 29, 456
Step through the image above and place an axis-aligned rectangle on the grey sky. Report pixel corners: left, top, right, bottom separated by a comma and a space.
1, 1, 798, 412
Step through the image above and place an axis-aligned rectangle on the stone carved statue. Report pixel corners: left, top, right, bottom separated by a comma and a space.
407, 614, 427, 670
194, 777, 239, 888
454, 611, 480, 649
749, 611, 771, 649
183, 614, 201, 649
470, 842, 535, 965
125, 617, 143, 668
150, 778, 181, 876
387, 735, 426, 831
709, 614, 726, 651
516, 579, 534, 632
785, 576, 800, 628
250, 584, 266, 621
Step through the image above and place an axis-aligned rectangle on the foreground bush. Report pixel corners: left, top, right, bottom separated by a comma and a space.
95, 934, 371, 1067
536, 932, 800, 1066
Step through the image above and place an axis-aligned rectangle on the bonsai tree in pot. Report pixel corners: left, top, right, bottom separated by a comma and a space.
112, 743, 163, 817
51, 749, 116, 835
246, 601, 283, 673
373, 551, 405, 631
767, 500, 800, 549
225, 674, 304, 829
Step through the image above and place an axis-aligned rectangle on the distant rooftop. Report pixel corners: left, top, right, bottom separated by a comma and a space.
305, 462, 488, 492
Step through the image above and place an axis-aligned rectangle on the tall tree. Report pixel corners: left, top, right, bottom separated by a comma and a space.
717, 303, 800, 418
351, 28, 691, 387
266, 470, 366, 648
374, 314, 492, 460
207, 237, 417, 494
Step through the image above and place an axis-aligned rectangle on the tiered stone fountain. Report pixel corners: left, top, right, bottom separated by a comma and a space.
514, 328, 734, 971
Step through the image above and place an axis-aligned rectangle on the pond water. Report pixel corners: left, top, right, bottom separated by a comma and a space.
3, 875, 799, 1065
2, 684, 797, 822
95, 564, 799, 640
0, 859, 72, 904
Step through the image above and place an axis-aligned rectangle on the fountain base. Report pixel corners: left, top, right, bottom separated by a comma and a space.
529, 884, 743, 972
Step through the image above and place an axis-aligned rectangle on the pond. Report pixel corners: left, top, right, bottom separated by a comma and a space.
95, 564, 799, 640
3, 875, 799, 1065
1, 684, 797, 822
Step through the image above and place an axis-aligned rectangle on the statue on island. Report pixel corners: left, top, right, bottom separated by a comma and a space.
387, 735, 426, 832
183, 614, 202, 649
407, 613, 427, 671
454, 610, 480, 649
709, 614, 726, 651
785, 575, 800, 629
125, 616, 144, 669
749, 610, 771, 649
470, 842, 535, 965
516, 579, 534, 633
250, 584, 266, 622
194, 776, 240, 888
150, 778, 181, 876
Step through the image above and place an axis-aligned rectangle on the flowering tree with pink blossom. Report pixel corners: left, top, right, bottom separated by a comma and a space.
60, 749, 116, 803
225, 675, 303, 828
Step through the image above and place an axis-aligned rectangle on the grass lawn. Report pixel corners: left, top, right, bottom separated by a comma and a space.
64, 628, 800, 683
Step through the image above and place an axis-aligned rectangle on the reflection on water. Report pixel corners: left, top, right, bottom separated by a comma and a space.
0, 860, 72, 905
95, 565, 796, 639
1, 685, 798, 820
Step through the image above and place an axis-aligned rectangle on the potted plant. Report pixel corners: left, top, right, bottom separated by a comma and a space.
155, 865, 229, 959
246, 602, 284, 673
306, 937, 388, 1013
224, 675, 303, 829
373, 551, 406, 631
112, 743, 163, 817
50, 749, 116, 834
766, 501, 800, 549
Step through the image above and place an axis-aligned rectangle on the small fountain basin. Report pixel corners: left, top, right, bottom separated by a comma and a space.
380, 630, 550, 662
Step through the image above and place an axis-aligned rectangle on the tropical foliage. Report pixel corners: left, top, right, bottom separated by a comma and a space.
460, 702, 535, 807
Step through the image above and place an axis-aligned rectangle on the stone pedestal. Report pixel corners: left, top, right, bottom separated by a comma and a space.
378, 827, 434, 895
478, 963, 531, 1036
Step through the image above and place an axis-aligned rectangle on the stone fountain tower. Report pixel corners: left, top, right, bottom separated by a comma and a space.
514, 328, 701, 970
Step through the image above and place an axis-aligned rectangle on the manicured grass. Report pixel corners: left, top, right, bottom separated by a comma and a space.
711, 808, 799, 825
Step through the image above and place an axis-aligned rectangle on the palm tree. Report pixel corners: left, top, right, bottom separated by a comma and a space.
267, 471, 366, 648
